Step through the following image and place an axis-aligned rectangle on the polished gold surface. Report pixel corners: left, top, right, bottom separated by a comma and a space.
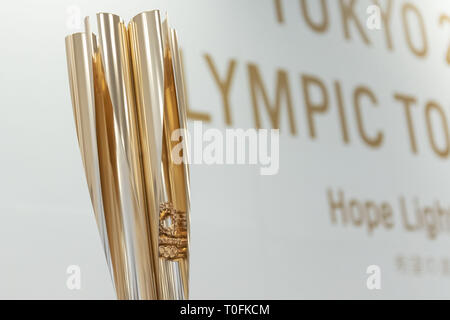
159, 202, 188, 260
65, 10, 190, 300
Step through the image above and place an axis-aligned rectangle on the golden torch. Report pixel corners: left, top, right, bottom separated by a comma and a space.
65, 10, 190, 300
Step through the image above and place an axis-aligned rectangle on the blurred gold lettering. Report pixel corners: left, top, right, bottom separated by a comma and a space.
374, 0, 394, 50
181, 51, 211, 122
353, 86, 383, 148
248, 64, 297, 134
302, 74, 328, 139
339, 0, 371, 45
402, 3, 428, 58
394, 93, 418, 154
334, 81, 350, 144
205, 54, 237, 125
300, 0, 329, 33
274, 0, 285, 23
425, 101, 450, 158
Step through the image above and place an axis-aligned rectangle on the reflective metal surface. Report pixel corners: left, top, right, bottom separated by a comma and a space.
65, 10, 190, 300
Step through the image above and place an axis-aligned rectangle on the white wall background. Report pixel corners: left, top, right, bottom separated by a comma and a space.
1, 0, 450, 299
